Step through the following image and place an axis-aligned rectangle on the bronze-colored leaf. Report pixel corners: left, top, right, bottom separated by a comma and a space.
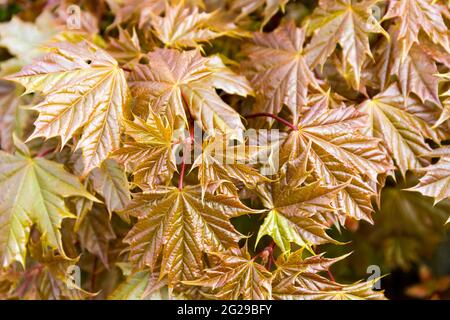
122, 185, 257, 285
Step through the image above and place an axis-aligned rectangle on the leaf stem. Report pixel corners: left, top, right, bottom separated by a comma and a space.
267, 241, 275, 270
178, 159, 186, 190
327, 268, 335, 282
245, 112, 298, 131
36, 147, 55, 158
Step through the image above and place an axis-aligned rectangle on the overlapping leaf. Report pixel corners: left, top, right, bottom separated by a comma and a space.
184, 246, 273, 300
304, 0, 388, 88
192, 133, 269, 195
5, 240, 92, 299
78, 204, 116, 267
272, 249, 385, 300
1, 0, 449, 301
122, 185, 257, 285
90, 159, 131, 213
370, 24, 442, 107
358, 84, 440, 175
113, 112, 176, 189
230, 0, 289, 27
383, 0, 450, 59
0, 81, 21, 152
243, 22, 319, 120
128, 49, 252, 133
6, 41, 130, 174
255, 146, 345, 252
280, 103, 392, 223
410, 147, 450, 204
0, 139, 96, 267
0, 10, 57, 75
150, 2, 240, 48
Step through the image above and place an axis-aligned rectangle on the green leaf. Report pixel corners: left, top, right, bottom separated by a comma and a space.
0, 141, 96, 267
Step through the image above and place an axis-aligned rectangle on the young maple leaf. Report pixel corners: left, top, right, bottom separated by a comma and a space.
0, 81, 21, 152
89, 159, 131, 214
255, 145, 346, 253
6, 239, 93, 300
304, 0, 388, 89
409, 147, 450, 204
382, 0, 450, 60
184, 246, 273, 300
113, 113, 176, 189
150, 2, 240, 49
436, 72, 450, 126
191, 133, 270, 196
272, 249, 386, 300
5, 41, 130, 174
109, 267, 167, 300
0, 138, 97, 267
128, 49, 253, 134
280, 103, 392, 223
230, 0, 289, 27
106, 0, 166, 30
122, 185, 258, 285
242, 21, 319, 121
78, 204, 116, 267
370, 24, 442, 107
0, 10, 57, 75
358, 84, 440, 176
107, 28, 144, 67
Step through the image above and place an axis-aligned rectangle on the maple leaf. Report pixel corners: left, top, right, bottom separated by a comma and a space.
370, 24, 442, 107
107, 28, 144, 67
0, 81, 21, 152
275, 279, 386, 300
304, 0, 388, 88
409, 147, 450, 204
0, 139, 96, 267
0, 10, 57, 75
184, 246, 273, 300
122, 185, 257, 285
280, 103, 392, 223
230, 0, 289, 27
272, 249, 385, 300
128, 49, 252, 134
358, 84, 440, 176
8, 239, 93, 300
191, 133, 270, 196
78, 204, 116, 267
255, 146, 346, 252
242, 22, 319, 120
106, 0, 166, 30
90, 159, 131, 213
109, 269, 167, 300
2, 0, 450, 301
112, 112, 176, 189
436, 72, 450, 126
150, 2, 240, 49
5, 40, 130, 174
382, 0, 450, 60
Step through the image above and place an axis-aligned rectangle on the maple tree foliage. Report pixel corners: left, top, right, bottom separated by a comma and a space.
0, 0, 449, 300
